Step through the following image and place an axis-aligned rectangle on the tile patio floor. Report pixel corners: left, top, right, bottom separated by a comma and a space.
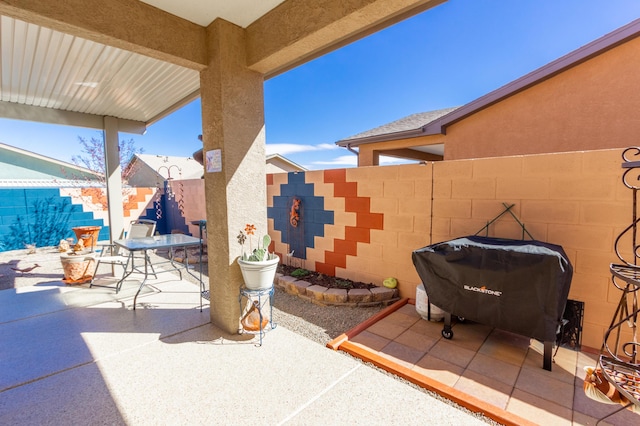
329, 299, 639, 426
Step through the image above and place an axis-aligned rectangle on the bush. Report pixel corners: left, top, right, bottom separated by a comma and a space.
290, 268, 311, 278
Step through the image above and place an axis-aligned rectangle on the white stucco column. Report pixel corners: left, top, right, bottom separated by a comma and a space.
200, 19, 267, 333
103, 116, 125, 241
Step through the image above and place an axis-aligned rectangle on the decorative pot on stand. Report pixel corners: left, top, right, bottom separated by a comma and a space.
237, 256, 280, 290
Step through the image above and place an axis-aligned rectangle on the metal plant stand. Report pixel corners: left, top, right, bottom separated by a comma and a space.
239, 286, 276, 346
599, 147, 640, 412
191, 219, 208, 305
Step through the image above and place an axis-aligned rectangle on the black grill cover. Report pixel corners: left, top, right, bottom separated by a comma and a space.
412, 236, 573, 342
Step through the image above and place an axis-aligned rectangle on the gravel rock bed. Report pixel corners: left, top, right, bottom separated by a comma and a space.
150, 249, 385, 344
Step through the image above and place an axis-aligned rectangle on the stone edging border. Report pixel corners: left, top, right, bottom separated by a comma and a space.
275, 273, 400, 307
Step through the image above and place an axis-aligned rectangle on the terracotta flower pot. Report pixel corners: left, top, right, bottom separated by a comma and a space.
60, 252, 96, 283
72, 226, 101, 249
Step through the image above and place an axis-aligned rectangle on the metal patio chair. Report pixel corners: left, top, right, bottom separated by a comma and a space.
90, 219, 157, 291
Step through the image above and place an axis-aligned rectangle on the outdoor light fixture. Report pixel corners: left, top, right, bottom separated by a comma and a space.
156, 164, 182, 201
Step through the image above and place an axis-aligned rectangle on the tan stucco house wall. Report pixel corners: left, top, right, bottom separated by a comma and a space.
346, 20, 640, 165
443, 36, 640, 161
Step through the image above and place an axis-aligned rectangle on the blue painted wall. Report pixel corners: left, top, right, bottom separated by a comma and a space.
0, 188, 108, 252
267, 172, 334, 259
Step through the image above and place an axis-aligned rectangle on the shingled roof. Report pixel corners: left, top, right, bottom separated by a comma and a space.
339, 107, 459, 143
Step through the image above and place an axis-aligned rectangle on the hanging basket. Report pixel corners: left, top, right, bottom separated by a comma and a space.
237, 256, 280, 290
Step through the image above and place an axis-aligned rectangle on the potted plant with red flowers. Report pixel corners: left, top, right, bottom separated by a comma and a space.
236, 224, 279, 290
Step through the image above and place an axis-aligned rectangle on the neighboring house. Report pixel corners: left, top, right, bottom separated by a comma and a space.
0, 143, 108, 250
191, 148, 306, 174
128, 152, 305, 188
337, 18, 640, 166
0, 142, 101, 184
126, 154, 204, 188
337, 107, 458, 164
265, 154, 306, 173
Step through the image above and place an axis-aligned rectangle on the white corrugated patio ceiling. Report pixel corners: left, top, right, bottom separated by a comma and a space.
0, 0, 286, 133
0, 1, 444, 135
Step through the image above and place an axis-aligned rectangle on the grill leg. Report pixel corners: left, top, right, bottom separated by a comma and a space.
543, 340, 552, 371
442, 312, 453, 339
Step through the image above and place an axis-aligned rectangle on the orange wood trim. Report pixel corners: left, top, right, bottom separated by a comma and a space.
326, 298, 409, 350
327, 333, 349, 350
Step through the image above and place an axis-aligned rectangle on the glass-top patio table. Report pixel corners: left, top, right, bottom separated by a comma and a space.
113, 234, 204, 310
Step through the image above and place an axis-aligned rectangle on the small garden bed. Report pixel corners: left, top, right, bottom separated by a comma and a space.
277, 264, 376, 290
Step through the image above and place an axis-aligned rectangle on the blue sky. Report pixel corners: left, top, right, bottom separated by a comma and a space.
2, 0, 640, 170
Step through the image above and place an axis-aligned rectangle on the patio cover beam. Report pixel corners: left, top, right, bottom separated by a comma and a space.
0, 101, 147, 135
0, 0, 207, 70
103, 116, 125, 242
0, 0, 445, 77
246, 0, 446, 78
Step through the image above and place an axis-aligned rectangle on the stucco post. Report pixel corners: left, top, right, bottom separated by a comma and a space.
200, 19, 267, 333
103, 116, 125, 241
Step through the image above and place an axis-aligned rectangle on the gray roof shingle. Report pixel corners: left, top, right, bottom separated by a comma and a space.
339, 107, 459, 142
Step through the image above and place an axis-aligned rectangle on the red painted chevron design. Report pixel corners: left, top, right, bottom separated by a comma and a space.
316, 169, 384, 276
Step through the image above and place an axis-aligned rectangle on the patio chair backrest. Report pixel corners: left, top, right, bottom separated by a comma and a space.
128, 219, 156, 239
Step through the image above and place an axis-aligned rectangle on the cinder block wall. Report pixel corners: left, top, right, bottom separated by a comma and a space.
431, 150, 626, 350
0, 186, 159, 252
266, 148, 628, 350
0, 188, 107, 250
180, 179, 207, 237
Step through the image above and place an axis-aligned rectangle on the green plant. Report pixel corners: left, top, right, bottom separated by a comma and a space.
290, 268, 310, 278
335, 279, 353, 289
237, 224, 276, 262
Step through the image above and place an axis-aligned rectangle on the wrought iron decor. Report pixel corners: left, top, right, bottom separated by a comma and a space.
594, 147, 640, 415
289, 197, 301, 227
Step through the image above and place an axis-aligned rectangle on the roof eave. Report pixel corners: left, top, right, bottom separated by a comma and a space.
336, 127, 429, 147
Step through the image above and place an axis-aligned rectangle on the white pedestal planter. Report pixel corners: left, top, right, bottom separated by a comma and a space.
238, 256, 280, 290
416, 284, 445, 321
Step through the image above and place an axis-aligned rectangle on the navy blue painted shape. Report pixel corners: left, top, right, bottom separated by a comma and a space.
139, 202, 165, 235
164, 192, 190, 235
138, 186, 189, 236
267, 172, 334, 259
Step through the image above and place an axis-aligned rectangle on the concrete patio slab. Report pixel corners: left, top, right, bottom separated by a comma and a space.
0, 272, 488, 425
